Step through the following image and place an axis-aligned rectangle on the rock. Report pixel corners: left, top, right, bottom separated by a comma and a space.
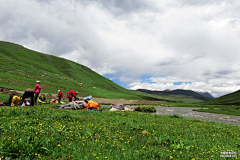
223, 116, 230, 119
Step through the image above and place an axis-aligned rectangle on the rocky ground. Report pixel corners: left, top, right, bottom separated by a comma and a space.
154, 106, 240, 126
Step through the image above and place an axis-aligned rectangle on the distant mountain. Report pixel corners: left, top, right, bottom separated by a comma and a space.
137, 89, 211, 102
197, 92, 214, 99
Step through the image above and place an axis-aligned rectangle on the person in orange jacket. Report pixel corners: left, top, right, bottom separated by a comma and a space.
66, 90, 78, 102
84, 100, 100, 111
58, 90, 63, 104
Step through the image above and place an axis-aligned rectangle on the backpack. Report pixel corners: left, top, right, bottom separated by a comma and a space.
84, 95, 92, 101
111, 104, 125, 110
25, 98, 31, 106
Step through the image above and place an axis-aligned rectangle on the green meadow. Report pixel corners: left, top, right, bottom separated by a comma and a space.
0, 103, 239, 159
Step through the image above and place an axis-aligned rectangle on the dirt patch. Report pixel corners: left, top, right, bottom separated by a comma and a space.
0, 87, 22, 95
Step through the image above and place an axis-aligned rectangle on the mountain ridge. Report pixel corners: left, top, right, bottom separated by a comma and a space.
137, 89, 211, 102
197, 91, 214, 99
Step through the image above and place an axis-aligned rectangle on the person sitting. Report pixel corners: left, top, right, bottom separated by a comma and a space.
19, 88, 34, 106
11, 95, 21, 107
37, 94, 46, 104
66, 90, 78, 102
1, 93, 16, 106
49, 98, 56, 103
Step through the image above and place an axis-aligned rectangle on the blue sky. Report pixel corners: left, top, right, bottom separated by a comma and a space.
1, 0, 240, 97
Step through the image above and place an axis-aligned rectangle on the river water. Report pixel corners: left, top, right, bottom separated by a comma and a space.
102, 105, 240, 126
154, 107, 240, 126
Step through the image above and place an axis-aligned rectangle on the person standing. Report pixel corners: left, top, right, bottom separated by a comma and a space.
66, 90, 78, 102
34, 81, 41, 104
58, 90, 63, 104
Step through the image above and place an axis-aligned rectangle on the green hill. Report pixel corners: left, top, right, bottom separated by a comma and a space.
0, 41, 163, 100
203, 89, 240, 105
0, 41, 210, 103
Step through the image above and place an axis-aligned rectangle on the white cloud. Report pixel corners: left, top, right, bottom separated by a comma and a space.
1, 0, 240, 97
128, 76, 240, 97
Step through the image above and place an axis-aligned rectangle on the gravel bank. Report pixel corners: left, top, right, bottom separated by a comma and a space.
155, 107, 240, 126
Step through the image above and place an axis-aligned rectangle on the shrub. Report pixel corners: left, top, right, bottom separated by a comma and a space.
135, 106, 143, 112
135, 106, 156, 113
169, 114, 182, 118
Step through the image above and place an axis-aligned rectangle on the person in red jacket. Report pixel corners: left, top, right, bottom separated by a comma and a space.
66, 90, 78, 102
58, 90, 63, 104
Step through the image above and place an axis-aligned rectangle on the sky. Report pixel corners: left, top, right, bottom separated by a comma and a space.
1, 0, 240, 97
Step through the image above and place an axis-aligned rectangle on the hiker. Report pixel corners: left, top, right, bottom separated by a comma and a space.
85, 99, 100, 111
66, 90, 78, 102
58, 90, 62, 104
11, 95, 21, 107
1, 93, 17, 106
54, 100, 87, 110
19, 89, 34, 106
49, 98, 56, 103
39, 94, 46, 102
37, 94, 46, 104
34, 81, 41, 104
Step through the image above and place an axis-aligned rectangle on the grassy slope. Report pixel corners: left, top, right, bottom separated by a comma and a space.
0, 41, 208, 103
0, 41, 159, 100
203, 90, 240, 105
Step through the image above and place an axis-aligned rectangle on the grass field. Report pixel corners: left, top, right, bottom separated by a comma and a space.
0, 94, 239, 159
0, 104, 239, 159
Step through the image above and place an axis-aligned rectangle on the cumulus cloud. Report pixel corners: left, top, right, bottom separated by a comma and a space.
1, 0, 240, 97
